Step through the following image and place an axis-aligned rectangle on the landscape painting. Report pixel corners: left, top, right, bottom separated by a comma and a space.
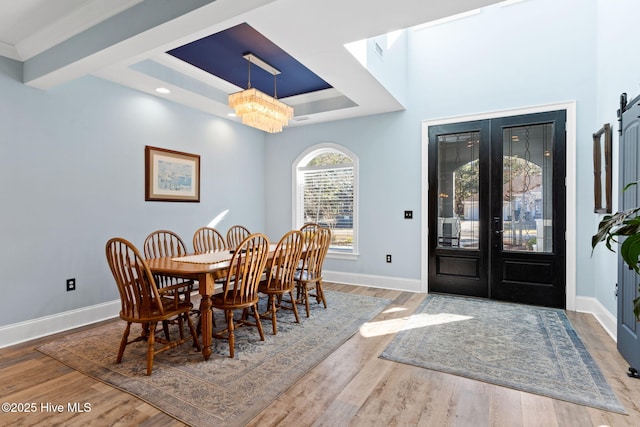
145, 146, 200, 202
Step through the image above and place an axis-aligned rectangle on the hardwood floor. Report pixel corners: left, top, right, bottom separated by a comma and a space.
1, 283, 639, 426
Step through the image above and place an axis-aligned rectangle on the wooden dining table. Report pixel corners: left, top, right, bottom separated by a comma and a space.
146, 251, 235, 360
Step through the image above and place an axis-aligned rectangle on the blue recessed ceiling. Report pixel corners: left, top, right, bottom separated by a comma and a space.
167, 23, 332, 99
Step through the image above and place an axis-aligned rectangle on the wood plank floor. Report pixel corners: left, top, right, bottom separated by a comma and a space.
1, 283, 639, 426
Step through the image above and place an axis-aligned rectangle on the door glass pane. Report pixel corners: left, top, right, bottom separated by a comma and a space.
502, 124, 553, 253
437, 132, 479, 249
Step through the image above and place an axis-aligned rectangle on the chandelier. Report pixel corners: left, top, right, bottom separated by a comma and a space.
228, 53, 294, 133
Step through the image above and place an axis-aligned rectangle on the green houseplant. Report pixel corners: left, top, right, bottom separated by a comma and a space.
592, 181, 640, 319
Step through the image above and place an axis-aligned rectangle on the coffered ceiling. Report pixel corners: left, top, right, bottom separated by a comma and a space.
0, 0, 503, 129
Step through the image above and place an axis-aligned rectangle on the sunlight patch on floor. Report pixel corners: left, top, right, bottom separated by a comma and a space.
359, 312, 473, 337
381, 307, 408, 314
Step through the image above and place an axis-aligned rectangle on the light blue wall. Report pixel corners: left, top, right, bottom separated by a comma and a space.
0, 56, 266, 326
265, 0, 600, 296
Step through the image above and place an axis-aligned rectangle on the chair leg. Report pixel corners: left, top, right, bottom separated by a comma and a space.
317, 281, 327, 308
253, 304, 265, 341
162, 320, 171, 341
226, 310, 235, 358
288, 290, 300, 323
271, 296, 277, 335
303, 286, 310, 317
146, 322, 157, 376
297, 283, 303, 301
116, 322, 131, 363
177, 315, 185, 340
185, 313, 201, 351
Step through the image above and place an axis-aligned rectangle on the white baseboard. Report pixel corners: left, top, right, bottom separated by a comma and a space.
575, 296, 617, 341
0, 300, 120, 349
324, 270, 422, 293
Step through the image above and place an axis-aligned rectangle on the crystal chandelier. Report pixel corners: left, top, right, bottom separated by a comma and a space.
228, 53, 294, 133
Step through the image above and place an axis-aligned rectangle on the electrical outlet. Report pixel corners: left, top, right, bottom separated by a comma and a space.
386, 254, 392, 263
66, 278, 76, 292
404, 210, 413, 219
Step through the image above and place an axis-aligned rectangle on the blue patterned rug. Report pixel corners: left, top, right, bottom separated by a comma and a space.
38, 291, 390, 426
380, 294, 626, 414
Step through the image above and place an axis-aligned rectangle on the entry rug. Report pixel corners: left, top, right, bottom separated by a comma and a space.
38, 291, 390, 427
379, 294, 626, 414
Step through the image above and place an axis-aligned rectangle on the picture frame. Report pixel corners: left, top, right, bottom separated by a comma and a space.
145, 146, 200, 202
592, 123, 611, 213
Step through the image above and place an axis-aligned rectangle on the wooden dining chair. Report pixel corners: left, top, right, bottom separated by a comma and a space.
226, 225, 250, 250
105, 237, 200, 375
258, 230, 304, 334
143, 230, 198, 337
193, 227, 226, 254
143, 229, 189, 260
295, 227, 332, 317
212, 233, 269, 358
299, 223, 321, 244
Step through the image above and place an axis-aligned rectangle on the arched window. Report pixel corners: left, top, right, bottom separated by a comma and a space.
293, 143, 358, 259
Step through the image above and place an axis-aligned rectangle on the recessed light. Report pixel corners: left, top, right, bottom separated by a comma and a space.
155, 87, 171, 94
227, 113, 237, 117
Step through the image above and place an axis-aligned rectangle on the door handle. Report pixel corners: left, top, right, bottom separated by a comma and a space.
493, 217, 503, 235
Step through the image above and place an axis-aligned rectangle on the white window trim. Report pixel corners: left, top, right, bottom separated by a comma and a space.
292, 142, 359, 260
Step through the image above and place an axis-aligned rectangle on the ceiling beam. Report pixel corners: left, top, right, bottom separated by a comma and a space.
23, 0, 277, 89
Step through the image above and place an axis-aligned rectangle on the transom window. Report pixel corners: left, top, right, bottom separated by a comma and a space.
293, 144, 358, 259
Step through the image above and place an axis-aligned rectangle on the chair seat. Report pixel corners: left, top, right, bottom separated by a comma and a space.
294, 270, 320, 282
211, 291, 260, 310
260, 277, 295, 293
120, 299, 192, 322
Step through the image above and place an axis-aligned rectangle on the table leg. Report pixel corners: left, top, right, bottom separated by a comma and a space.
199, 295, 213, 360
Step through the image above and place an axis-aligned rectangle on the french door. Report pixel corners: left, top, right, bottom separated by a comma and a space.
427, 111, 566, 308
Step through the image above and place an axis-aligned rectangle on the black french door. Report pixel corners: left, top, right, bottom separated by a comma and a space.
428, 111, 566, 308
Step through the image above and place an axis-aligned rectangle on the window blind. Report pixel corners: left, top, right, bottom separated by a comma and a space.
300, 164, 354, 249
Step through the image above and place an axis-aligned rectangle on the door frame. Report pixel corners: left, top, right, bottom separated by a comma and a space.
421, 101, 577, 311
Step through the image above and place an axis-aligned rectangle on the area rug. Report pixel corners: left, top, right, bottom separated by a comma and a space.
379, 294, 626, 414
38, 291, 390, 426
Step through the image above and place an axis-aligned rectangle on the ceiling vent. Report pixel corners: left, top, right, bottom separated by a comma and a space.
375, 41, 384, 58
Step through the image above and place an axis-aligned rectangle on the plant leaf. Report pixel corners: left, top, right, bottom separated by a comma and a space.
621, 235, 640, 273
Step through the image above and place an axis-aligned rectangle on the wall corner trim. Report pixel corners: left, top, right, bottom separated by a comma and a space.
574, 295, 617, 341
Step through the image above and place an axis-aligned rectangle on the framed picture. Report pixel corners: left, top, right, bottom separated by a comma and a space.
592, 123, 611, 213
145, 146, 200, 202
